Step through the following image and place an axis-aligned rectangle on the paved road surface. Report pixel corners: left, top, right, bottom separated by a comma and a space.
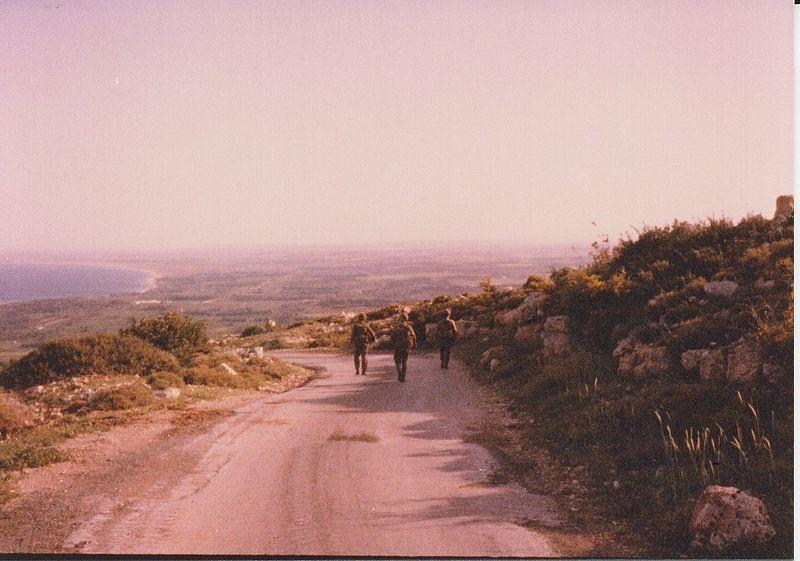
67, 350, 562, 556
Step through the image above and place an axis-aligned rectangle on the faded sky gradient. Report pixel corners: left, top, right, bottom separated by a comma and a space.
0, 1, 793, 251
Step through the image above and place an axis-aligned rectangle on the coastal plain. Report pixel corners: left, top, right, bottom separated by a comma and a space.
0, 245, 587, 360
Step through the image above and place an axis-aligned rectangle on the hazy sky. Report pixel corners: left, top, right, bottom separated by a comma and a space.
0, 1, 792, 251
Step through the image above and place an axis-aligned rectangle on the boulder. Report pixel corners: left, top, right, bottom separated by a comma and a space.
218, 363, 237, 376
773, 194, 794, 221
689, 485, 775, 552
632, 345, 670, 377
703, 281, 738, 298
514, 323, 541, 345
480, 346, 508, 370
155, 387, 181, 400
726, 339, 761, 383
614, 337, 670, 377
681, 349, 707, 372
496, 291, 546, 328
542, 316, 570, 357
515, 291, 545, 323
698, 347, 727, 381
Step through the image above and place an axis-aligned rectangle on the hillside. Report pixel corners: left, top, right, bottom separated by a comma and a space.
250, 200, 793, 557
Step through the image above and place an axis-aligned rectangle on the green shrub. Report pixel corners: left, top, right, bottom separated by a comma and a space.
147, 370, 186, 390
0, 335, 180, 389
88, 383, 155, 411
0, 427, 66, 469
241, 324, 267, 337
120, 312, 208, 362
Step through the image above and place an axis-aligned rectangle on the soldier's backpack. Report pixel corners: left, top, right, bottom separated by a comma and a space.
438, 318, 457, 343
351, 323, 373, 346
392, 323, 416, 349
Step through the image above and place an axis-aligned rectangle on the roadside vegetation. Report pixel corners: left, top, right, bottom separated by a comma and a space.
258, 212, 793, 558
0, 312, 313, 500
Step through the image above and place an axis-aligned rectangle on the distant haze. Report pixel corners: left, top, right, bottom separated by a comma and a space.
0, 1, 792, 252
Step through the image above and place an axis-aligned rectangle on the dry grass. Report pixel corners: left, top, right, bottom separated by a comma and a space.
329, 430, 380, 443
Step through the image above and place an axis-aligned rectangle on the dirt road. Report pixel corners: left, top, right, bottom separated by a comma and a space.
8, 351, 567, 556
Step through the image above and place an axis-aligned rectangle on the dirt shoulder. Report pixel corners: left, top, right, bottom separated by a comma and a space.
0, 369, 316, 553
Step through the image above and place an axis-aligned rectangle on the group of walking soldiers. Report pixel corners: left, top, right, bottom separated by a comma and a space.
349, 309, 458, 382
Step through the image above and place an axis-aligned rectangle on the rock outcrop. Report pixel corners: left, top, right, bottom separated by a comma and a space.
689, 485, 775, 552
613, 337, 671, 377
698, 347, 727, 381
773, 194, 794, 222
681, 338, 763, 384
703, 280, 738, 298
726, 339, 761, 383
493, 291, 544, 327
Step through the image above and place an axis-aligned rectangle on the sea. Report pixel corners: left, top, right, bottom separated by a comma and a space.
0, 263, 155, 304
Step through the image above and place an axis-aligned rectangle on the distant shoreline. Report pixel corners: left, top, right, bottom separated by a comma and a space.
0, 262, 159, 305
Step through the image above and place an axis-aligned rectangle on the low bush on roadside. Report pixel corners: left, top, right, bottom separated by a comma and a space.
0, 426, 66, 470
87, 383, 155, 411
0, 335, 180, 389
0, 391, 34, 437
120, 312, 208, 362
241, 324, 267, 337
147, 370, 186, 390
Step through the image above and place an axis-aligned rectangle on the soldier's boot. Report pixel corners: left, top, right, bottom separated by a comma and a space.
354, 355, 360, 375
362, 356, 368, 375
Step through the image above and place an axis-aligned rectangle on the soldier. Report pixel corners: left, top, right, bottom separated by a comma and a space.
350, 313, 376, 375
390, 311, 416, 382
436, 308, 458, 369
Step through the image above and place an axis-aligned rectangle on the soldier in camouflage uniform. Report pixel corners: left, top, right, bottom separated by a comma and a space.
350, 313, 377, 375
390, 311, 416, 382
436, 308, 458, 369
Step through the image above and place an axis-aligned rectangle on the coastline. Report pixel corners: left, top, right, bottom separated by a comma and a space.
0, 262, 160, 305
